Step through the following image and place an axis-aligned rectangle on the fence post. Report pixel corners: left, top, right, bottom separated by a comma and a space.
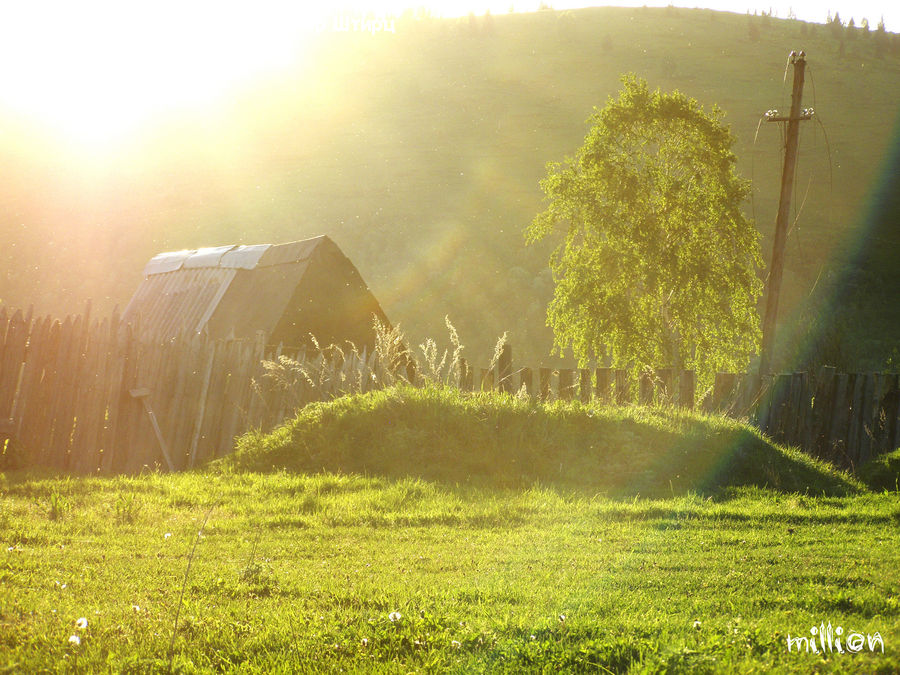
809, 366, 836, 457
558, 369, 573, 401
792, 372, 811, 449
458, 357, 469, 391
679, 370, 695, 410
712, 373, 738, 412
846, 373, 865, 466
595, 368, 613, 404
857, 373, 877, 465
498, 344, 512, 393
874, 374, 899, 456
771, 373, 793, 443
656, 368, 674, 405
639, 371, 653, 405
885, 374, 900, 455
579, 369, 591, 403
615, 369, 627, 405
520, 367, 533, 397
539, 368, 551, 402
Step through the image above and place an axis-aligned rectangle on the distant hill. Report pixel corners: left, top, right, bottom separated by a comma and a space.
2, 6, 899, 370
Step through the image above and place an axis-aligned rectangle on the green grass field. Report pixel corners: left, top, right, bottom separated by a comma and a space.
3, 387, 898, 673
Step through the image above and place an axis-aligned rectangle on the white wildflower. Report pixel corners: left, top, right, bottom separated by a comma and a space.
693, 620, 702, 630
389, 611, 402, 623
164, 533, 172, 540
68, 635, 80, 646
361, 638, 368, 647
559, 614, 566, 623
75, 617, 88, 629
451, 640, 461, 649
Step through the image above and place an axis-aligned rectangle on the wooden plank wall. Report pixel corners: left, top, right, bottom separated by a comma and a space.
0, 308, 271, 473
1, 307, 898, 473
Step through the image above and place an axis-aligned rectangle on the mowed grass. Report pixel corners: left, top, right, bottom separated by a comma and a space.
2, 388, 898, 673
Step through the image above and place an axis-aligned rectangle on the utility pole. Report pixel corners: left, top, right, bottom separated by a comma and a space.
758, 50, 813, 380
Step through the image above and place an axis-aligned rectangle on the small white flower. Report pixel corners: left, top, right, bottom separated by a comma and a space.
68, 634, 80, 646
389, 611, 402, 622
558, 614, 566, 623
164, 533, 172, 540
132, 605, 141, 612
60, 583, 67, 590
75, 617, 88, 629
360, 638, 368, 647
530, 635, 536, 641
451, 640, 461, 649
693, 620, 702, 630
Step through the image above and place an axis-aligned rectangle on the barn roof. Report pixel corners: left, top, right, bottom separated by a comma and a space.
123, 235, 388, 347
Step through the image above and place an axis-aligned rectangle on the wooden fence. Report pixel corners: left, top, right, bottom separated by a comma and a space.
0, 306, 269, 472
462, 348, 900, 470
1, 306, 898, 473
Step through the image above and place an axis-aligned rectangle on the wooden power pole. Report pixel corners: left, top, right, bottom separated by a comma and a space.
758, 50, 812, 380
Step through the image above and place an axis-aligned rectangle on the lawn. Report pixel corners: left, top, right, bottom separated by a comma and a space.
1, 387, 898, 673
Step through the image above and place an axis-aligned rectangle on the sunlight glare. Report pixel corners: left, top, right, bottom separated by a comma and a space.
0, 1, 321, 148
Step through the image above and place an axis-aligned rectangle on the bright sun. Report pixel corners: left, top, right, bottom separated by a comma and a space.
0, 1, 326, 148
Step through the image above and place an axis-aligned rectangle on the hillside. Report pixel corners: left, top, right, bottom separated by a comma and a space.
2, 7, 899, 369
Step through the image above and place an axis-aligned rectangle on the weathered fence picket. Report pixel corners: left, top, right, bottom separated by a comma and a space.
1, 305, 898, 474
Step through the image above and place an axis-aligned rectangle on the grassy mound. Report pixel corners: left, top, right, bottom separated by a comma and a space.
218, 385, 858, 497
858, 447, 900, 492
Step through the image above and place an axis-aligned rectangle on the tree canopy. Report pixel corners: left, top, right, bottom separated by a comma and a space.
525, 75, 763, 391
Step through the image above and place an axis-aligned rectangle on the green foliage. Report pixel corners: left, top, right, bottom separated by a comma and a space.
526, 76, 763, 391
46, 491, 69, 521
114, 492, 142, 525
219, 385, 858, 498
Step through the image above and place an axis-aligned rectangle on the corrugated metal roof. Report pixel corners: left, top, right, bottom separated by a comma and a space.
183, 245, 236, 269
122, 235, 386, 346
141, 237, 329, 276
219, 244, 271, 269
257, 237, 325, 267
124, 267, 236, 338
143, 249, 193, 276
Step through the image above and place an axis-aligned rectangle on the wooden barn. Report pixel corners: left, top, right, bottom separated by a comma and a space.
123, 235, 389, 349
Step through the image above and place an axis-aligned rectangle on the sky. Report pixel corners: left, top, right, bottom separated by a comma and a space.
0, 1, 895, 148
